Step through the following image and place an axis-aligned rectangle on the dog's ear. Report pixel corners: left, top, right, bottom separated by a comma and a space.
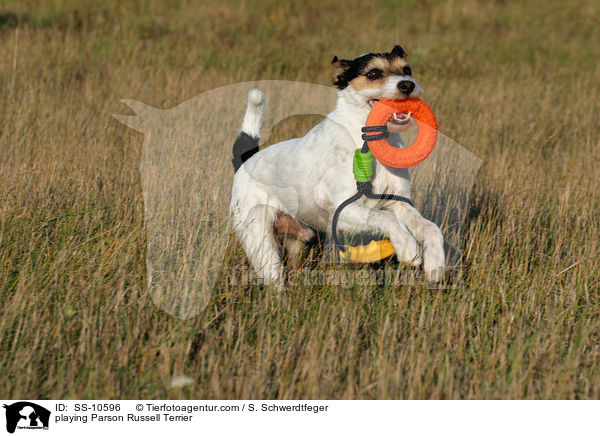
331, 56, 352, 88
390, 45, 407, 59
331, 56, 349, 69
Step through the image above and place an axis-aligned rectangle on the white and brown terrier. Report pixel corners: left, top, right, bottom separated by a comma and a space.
230, 46, 445, 285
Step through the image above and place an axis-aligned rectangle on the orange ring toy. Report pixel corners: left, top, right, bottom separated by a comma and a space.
365, 98, 438, 168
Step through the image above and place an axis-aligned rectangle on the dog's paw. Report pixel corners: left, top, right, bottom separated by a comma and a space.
424, 264, 445, 284
392, 234, 421, 267
422, 230, 446, 283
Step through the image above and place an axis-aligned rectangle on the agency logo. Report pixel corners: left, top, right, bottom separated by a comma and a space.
115, 80, 482, 318
2, 402, 50, 434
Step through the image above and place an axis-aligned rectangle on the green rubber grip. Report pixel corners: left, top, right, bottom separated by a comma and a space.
353, 149, 373, 182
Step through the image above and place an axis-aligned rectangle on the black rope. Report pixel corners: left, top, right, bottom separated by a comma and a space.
331, 124, 414, 255
361, 125, 389, 143
331, 190, 365, 251
361, 125, 389, 133
365, 191, 413, 204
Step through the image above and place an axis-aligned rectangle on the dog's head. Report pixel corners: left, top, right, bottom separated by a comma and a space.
331, 46, 423, 130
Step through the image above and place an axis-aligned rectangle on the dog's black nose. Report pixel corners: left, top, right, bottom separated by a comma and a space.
398, 80, 415, 95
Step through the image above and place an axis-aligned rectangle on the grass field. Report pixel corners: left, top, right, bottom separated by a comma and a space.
0, 0, 599, 399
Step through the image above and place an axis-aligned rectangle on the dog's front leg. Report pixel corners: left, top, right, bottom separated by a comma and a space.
386, 202, 445, 282
334, 202, 421, 267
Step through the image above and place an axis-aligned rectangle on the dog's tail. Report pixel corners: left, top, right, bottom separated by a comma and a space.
232, 89, 266, 172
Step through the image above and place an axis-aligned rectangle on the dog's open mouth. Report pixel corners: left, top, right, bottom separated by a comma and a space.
367, 99, 412, 132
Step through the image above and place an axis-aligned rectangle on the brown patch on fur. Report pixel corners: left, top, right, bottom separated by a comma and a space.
349, 75, 385, 91
274, 213, 314, 242
365, 57, 391, 71
389, 57, 410, 74
274, 213, 315, 269
347, 56, 410, 91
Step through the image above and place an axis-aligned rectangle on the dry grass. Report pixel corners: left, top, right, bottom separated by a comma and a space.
0, 0, 599, 399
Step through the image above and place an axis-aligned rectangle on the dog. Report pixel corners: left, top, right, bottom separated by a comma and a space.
230, 45, 445, 285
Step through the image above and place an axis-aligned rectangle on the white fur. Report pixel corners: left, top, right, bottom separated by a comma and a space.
231, 78, 445, 284
240, 89, 266, 138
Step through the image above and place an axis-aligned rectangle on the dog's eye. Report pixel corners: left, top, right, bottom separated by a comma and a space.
402, 66, 412, 76
366, 69, 382, 80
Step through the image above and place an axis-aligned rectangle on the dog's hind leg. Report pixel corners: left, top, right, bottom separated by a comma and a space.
236, 204, 284, 286
274, 213, 315, 242
274, 213, 315, 268
280, 237, 306, 269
